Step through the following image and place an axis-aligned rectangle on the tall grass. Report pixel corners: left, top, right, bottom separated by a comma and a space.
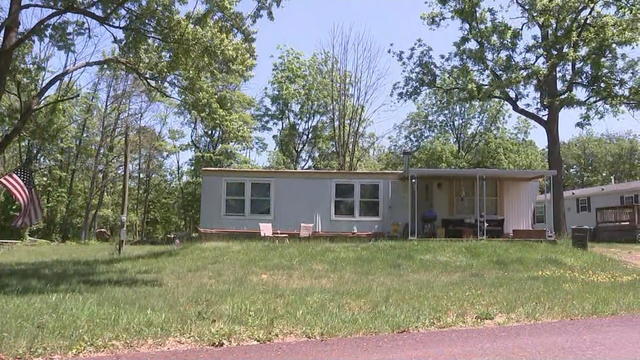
1, 240, 639, 358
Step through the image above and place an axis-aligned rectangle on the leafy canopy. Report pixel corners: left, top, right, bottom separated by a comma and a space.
257, 47, 330, 169
394, 0, 640, 128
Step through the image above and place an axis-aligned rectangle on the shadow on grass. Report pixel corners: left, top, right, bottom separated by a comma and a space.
0, 248, 179, 296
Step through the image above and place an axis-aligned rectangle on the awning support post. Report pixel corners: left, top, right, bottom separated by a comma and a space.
482, 175, 487, 239
408, 174, 418, 239
550, 174, 555, 237
476, 174, 480, 239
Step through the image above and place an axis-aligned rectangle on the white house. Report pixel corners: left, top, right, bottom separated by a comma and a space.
199, 166, 556, 239
534, 180, 640, 233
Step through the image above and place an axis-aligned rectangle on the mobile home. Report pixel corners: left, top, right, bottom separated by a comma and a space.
199, 166, 556, 239
534, 180, 640, 233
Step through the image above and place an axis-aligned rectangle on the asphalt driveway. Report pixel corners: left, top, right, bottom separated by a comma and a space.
81, 314, 640, 360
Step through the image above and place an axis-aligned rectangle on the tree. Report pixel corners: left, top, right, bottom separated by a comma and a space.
394, 0, 640, 234
321, 26, 387, 171
387, 84, 545, 171
258, 47, 329, 169
394, 85, 505, 160
0, 0, 283, 154
562, 131, 640, 189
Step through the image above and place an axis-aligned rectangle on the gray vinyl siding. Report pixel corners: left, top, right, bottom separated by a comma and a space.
200, 174, 409, 233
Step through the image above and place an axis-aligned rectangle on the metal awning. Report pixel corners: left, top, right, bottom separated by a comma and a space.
408, 168, 556, 180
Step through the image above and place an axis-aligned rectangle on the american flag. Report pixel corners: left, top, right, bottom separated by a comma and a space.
0, 166, 43, 228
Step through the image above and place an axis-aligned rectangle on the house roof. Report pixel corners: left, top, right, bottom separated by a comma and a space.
536, 180, 640, 201
200, 168, 403, 179
202, 167, 555, 181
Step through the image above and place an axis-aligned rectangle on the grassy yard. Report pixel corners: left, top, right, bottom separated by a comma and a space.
2, 240, 640, 358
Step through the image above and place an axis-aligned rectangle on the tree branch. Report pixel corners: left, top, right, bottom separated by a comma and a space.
34, 93, 80, 111
6, 1, 128, 54
495, 93, 547, 128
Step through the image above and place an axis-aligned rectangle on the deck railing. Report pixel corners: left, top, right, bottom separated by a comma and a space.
596, 205, 640, 226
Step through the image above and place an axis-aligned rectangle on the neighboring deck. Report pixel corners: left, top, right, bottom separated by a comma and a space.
595, 205, 640, 242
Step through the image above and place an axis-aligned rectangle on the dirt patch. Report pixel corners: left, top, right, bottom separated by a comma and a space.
593, 246, 640, 267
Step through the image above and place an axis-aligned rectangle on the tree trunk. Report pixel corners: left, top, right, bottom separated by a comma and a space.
0, 97, 36, 155
174, 144, 187, 230
140, 166, 152, 242
80, 77, 114, 241
135, 116, 143, 241
546, 110, 567, 236
60, 81, 99, 240
0, 0, 22, 104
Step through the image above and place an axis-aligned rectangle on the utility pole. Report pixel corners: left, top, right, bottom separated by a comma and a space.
118, 120, 130, 255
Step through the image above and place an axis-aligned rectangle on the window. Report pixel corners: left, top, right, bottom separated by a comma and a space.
577, 197, 589, 213
224, 181, 245, 216
454, 178, 499, 216
333, 181, 381, 219
250, 183, 271, 215
359, 183, 380, 217
621, 194, 639, 205
534, 203, 545, 224
454, 179, 476, 216
334, 183, 355, 216
479, 178, 498, 216
224, 179, 272, 217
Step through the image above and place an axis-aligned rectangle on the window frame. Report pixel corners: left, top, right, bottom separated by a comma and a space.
223, 180, 246, 216
534, 203, 546, 224
453, 178, 476, 216
578, 197, 589, 213
222, 178, 274, 219
479, 178, 499, 216
623, 194, 638, 205
331, 180, 383, 221
453, 178, 500, 216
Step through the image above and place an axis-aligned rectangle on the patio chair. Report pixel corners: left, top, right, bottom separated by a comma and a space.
259, 223, 289, 244
299, 223, 314, 238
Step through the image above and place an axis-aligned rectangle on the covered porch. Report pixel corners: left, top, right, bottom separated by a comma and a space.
405, 168, 556, 239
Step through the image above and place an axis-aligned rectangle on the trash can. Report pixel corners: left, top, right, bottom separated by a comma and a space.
571, 226, 591, 250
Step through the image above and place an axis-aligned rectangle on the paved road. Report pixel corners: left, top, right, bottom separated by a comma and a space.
83, 314, 640, 360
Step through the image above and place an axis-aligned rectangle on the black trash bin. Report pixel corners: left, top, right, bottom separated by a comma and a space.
571, 226, 591, 250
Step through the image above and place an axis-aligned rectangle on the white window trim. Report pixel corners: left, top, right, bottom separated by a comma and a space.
578, 197, 589, 213
222, 178, 274, 220
331, 180, 383, 221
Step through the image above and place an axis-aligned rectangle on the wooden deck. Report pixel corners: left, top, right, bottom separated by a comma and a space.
594, 205, 640, 243
198, 228, 555, 242
198, 228, 382, 240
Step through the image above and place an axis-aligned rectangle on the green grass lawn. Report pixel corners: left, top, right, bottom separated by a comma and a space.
2, 240, 640, 358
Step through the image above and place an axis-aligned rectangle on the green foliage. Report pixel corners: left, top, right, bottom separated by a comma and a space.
258, 39, 384, 171
395, 0, 640, 121
562, 132, 640, 189
0, 0, 285, 239
386, 88, 545, 170
258, 47, 330, 169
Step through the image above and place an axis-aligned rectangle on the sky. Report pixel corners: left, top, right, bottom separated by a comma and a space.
244, 0, 639, 161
